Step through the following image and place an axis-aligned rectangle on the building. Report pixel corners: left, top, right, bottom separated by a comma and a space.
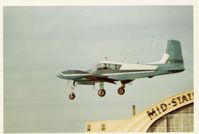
85, 90, 193, 132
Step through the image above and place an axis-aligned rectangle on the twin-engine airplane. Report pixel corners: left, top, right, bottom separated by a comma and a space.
57, 40, 184, 100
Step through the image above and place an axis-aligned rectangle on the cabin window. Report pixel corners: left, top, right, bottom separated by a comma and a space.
109, 64, 116, 70
103, 63, 108, 69
96, 63, 103, 70
109, 64, 121, 70
95, 63, 121, 71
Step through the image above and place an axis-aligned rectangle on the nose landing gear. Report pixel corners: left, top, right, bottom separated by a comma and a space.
69, 92, 75, 100
68, 81, 76, 100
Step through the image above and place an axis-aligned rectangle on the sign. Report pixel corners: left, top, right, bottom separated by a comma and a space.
147, 91, 193, 120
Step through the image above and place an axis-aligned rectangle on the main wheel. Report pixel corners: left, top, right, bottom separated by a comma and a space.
69, 92, 75, 100
98, 89, 106, 97
118, 87, 125, 95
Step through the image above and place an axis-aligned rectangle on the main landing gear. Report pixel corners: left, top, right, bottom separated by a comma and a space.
118, 83, 125, 95
97, 81, 130, 97
98, 82, 106, 97
117, 80, 132, 95
98, 89, 106, 97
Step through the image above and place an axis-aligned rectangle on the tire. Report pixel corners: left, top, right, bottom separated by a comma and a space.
69, 92, 75, 100
98, 89, 106, 97
118, 87, 125, 95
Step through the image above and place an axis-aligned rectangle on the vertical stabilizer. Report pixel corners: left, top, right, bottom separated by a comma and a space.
162, 39, 184, 71
165, 40, 183, 64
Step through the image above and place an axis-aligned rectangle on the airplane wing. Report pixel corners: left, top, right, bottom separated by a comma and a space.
59, 70, 117, 84
68, 71, 116, 84
85, 75, 116, 84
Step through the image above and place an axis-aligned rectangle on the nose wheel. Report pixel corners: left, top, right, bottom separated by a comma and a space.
69, 92, 75, 100
68, 81, 76, 100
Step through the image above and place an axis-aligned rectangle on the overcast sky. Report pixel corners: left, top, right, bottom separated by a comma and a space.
4, 6, 193, 132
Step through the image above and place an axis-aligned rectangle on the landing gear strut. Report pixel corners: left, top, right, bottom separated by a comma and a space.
117, 80, 133, 95
98, 82, 106, 97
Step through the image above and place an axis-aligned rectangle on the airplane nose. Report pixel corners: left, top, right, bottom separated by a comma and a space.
56, 73, 61, 78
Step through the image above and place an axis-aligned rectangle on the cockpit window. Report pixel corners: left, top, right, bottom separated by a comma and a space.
97, 63, 108, 70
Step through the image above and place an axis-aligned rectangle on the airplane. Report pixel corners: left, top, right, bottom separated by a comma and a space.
57, 39, 184, 100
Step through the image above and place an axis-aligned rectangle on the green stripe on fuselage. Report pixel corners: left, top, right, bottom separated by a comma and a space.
91, 69, 157, 75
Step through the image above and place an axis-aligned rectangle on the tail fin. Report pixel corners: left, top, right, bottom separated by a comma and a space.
165, 40, 184, 64
160, 40, 184, 71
